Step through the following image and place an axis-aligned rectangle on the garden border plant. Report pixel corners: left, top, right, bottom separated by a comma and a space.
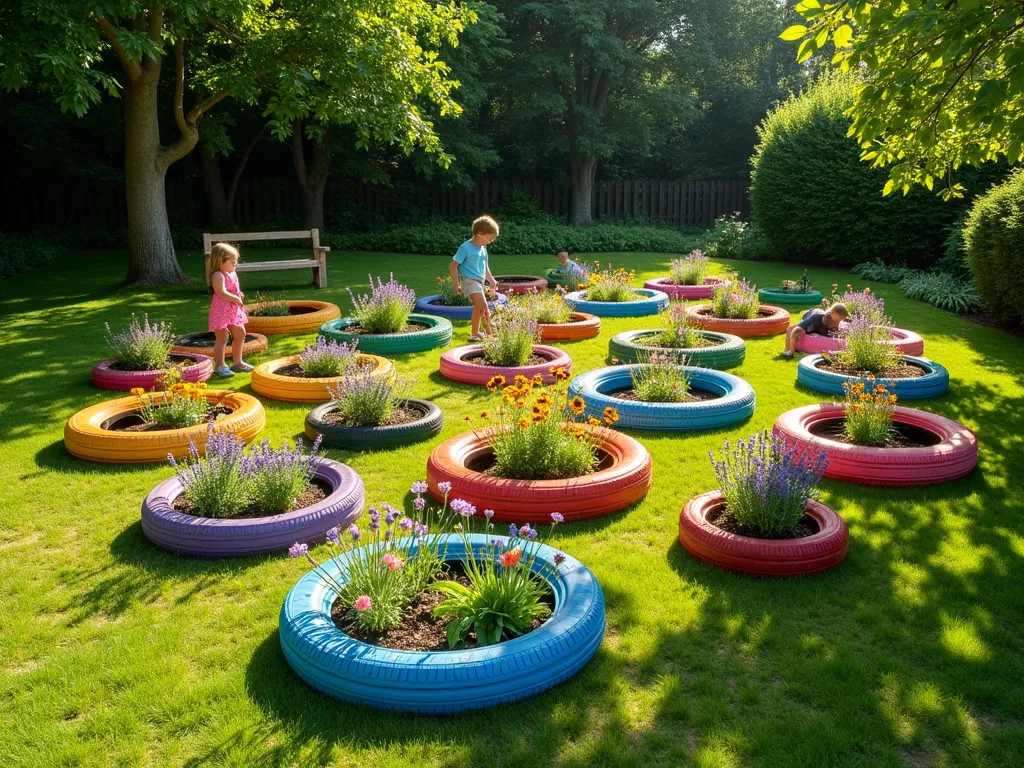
95, 314, 213, 390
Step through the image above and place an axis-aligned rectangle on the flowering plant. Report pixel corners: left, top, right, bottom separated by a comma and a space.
347, 273, 416, 334
630, 353, 692, 402
249, 292, 289, 317
669, 249, 709, 286
709, 430, 828, 538
298, 337, 360, 378
781, 270, 812, 294
513, 287, 573, 325
326, 368, 414, 427
133, 367, 210, 429
105, 313, 174, 371
586, 262, 637, 302
842, 378, 897, 446
830, 314, 902, 373
710, 279, 760, 319
647, 302, 704, 352
480, 302, 539, 367
244, 436, 323, 514
822, 283, 888, 326
436, 275, 474, 306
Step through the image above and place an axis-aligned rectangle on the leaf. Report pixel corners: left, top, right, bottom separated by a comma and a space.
833, 25, 853, 48
924, 175, 934, 191
882, 179, 895, 197
446, 617, 465, 649
780, 25, 808, 41
796, 38, 817, 63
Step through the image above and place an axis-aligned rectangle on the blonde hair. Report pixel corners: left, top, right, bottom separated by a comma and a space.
208, 242, 240, 283
472, 215, 500, 236
828, 302, 849, 318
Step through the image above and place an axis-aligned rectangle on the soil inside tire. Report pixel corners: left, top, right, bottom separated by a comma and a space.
319, 404, 428, 428
500, 277, 540, 284
101, 404, 232, 432
170, 477, 330, 520
465, 446, 612, 478
707, 503, 819, 540
463, 351, 550, 367
815, 359, 927, 379
174, 333, 260, 347
275, 363, 351, 379
429, 298, 474, 308
807, 417, 943, 448
107, 353, 199, 372
608, 386, 719, 403
633, 332, 719, 349
342, 322, 431, 335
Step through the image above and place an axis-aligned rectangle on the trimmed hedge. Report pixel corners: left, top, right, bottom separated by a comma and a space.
964, 169, 1024, 323
0, 235, 69, 280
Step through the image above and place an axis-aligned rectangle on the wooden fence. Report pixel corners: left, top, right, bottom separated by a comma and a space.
0, 177, 747, 231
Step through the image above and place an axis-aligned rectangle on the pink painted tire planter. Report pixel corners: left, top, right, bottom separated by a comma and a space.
91, 353, 214, 390
795, 326, 924, 356
772, 403, 977, 487
494, 275, 549, 295
643, 276, 730, 300
439, 345, 572, 386
678, 490, 848, 577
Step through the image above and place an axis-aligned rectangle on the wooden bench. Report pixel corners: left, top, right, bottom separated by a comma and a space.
204, 229, 330, 289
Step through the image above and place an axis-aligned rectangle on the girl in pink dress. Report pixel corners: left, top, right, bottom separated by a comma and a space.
208, 243, 252, 378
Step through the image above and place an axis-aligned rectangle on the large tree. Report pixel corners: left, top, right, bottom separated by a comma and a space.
0, 1, 469, 284
783, 0, 1024, 200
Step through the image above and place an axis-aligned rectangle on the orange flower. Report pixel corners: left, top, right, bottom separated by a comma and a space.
464, 415, 472, 421
480, 411, 490, 419
532, 374, 543, 385
569, 396, 585, 415
514, 374, 529, 386
518, 417, 530, 430
874, 385, 887, 394
887, 394, 898, 404
130, 387, 145, 396
486, 374, 506, 391
586, 416, 601, 427
603, 406, 619, 424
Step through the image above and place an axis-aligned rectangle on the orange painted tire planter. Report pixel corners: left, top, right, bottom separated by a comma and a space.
426, 425, 652, 523
243, 301, 342, 335
250, 354, 395, 403
170, 331, 268, 360
684, 303, 791, 338
678, 491, 848, 577
537, 312, 601, 342
64, 390, 265, 464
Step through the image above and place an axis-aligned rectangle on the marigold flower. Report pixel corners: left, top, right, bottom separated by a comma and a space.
532, 374, 543, 385
514, 374, 528, 386
569, 396, 586, 414
874, 385, 887, 394
532, 413, 545, 422
515, 398, 526, 408
480, 411, 490, 419
464, 415, 472, 421
887, 394, 898, 404
518, 417, 530, 430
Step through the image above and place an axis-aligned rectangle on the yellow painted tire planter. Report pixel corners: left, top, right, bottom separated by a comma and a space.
250, 354, 395, 403
244, 301, 342, 336
64, 391, 265, 464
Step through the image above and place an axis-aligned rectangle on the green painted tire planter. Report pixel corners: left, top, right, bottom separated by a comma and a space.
318, 314, 452, 355
608, 329, 745, 369
545, 267, 581, 290
304, 398, 444, 450
757, 287, 824, 306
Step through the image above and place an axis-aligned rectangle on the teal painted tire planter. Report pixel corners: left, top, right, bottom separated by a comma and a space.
545, 267, 579, 290
797, 354, 949, 399
413, 293, 508, 320
279, 533, 605, 714
758, 287, 824, 306
318, 314, 452, 355
563, 288, 669, 317
608, 329, 745, 369
568, 365, 755, 431
304, 398, 444, 450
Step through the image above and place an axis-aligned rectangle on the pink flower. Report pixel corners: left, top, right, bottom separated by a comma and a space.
381, 553, 405, 571
354, 595, 372, 611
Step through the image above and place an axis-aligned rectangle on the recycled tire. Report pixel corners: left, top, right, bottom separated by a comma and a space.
678, 491, 848, 577
244, 301, 342, 335
562, 288, 669, 318
757, 287, 824, 306
545, 268, 580, 290
426, 425, 652, 523
305, 398, 443, 450
494, 275, 549, 295
439, 345, 572, 386
91, 353, 213, 390
279, 533, 605, 714
772, 403, 977, 486
796, 354, 949, 400
608, 329, 745, 369
568, 366, 754, 431
795, 326, 924, 357
684, 303, 791, 338
64, 390, 265, 464
318, 314, 453, 355
413, 293, 509, 320
251, 354, 395, 403
171, 331, 268, 360
643, 276, 730, 300
538, 312, 601, 342
141, 459, 364, 557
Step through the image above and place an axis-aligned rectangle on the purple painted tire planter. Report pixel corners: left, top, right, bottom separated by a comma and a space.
92, 354, 214, 390
643, 276, 730, 300
795, 326, 924, 357
140, 459, 364, 557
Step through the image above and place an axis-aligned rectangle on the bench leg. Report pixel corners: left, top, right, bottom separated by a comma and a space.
314, 252, 327, 288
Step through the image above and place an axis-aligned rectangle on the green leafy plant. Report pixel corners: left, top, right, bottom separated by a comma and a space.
965, 170, 1024, 324
585, 264, 637, 302
249, 292, 289, 317
435, 274, 474, 306
780, 270, 812, 294
134, 372, 210, 430
646, 303, 705, 351
830, 315, 902, 373
669, 249, 708, 285
702, 214, 772, 260
327, 369, 414, 427
851, 259, 914, 284
513, 289, 573, 325
842, 379, 897, 447
899, 271, 984, 315
630, 353, 691, 402
480, 304, 538, 367
711, 279, 760, 319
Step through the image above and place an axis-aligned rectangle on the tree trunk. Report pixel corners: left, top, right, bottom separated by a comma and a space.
199, 147, 233, 228
569, 151, 597, 227
291, 122, 330, 231
122, 74, 190, 285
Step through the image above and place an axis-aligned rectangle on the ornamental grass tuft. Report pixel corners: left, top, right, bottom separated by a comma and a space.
514, 288, 573, 324
480, 303, 538, 367
630, 354, 691, 402
327, 369, 413, 427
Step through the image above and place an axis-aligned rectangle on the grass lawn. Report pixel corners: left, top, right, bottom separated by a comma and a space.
1, 247, 1023, 768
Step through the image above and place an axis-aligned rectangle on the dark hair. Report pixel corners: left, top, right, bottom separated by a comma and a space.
555, 248, 569, 256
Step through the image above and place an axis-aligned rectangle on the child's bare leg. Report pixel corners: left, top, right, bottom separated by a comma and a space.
213, 328, 229, 367
785, 326, 805, 355
470, 293, 488, 338
228, 325, 245, 363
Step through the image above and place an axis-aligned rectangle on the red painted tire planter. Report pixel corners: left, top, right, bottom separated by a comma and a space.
684, 304, 791, 338
772, 403, 977, 486
171, 331, 268, 360
439, 345, 572, 386
678, 491, 848, 577
426, 425, 652, 523
795, 326, 924, 357
141, 459, 364, 557
537, 312, 601, 342
91, 353, 213, 390
643, 276, 730, 300
494, 275, 549, 295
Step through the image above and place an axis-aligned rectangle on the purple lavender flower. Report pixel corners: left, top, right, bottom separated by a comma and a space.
384, 529, 393, 541
288, 542, 308, 558
519, 524, 532, 537
438, 481, 452, 495
451, 498, 476, 517
509, 523, 519, 537
550, 512, 564, 523
484, 509, 495, 519
413, 521, 428, 538
298, 337, 359, 377
399, 517, 413, 531
383, 504, 399, 525
527, 528, 538, 539
348, 523, 360, 542
325, 527, 340, 544
413, 496, 426, 511
411, 480, 428, 494
346, 273, 416, 334
554, 552, 566, 566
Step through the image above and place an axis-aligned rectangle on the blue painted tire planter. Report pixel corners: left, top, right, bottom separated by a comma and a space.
413, 293, 508, 320
797, 354, 949, 400
562, 288, 669, 318
318, 314, 453, 355
608, 329, 745, 369
568, 365, 755, 431
279, 533, 605, 714
757, 287, 824, 306
140, 459, 364, 557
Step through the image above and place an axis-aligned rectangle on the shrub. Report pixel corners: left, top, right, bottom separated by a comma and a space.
938, 212, 971, 277
750, 72, 967, 267
104, 313, 174, 371
586, 264, 637, 302
899, 271, 984, 315
481, 304, 539, 367
630, 353, 691, 402
513, 289, 572, 325
327, 369, 413, 427
711, 280, 760, 319
346, 273, 416, 333
0, 234, 69, 280
851, 259, 914, 284
702, 215, 774, 260
669, 250, 709, 285
298, 338, 359, 378
842, 379, 897, 447
435, 275, 474, 306
965, 169, 1024, 323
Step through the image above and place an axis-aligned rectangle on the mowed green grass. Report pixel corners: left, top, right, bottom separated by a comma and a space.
1, 248, 1023, 768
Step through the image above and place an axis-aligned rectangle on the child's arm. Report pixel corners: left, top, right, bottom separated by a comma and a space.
485, 263, 497, 291
212, 272, 245, 306
449, 259, 462, 295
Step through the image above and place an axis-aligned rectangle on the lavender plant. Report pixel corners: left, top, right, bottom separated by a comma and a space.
104, 313, 174, 370
669, 249, 709, 285
630, 354, 692, 402
327, 369, 414, 427
298, 337, 359, 378
436, 275, 474, 306
824, 284, 889, 326
481, 303, 539, 366
711, 280, 760, 319
648, 303, 704, 351
168, 424, 248, 518
833, 314, 902, 373
709, 431, 828, 538
347, 274, 416, 333
514, 288, 572, 324
244, 435, 323, 515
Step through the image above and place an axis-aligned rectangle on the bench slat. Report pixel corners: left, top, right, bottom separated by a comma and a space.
236, 259, 319, 272
208, 231, 317, 242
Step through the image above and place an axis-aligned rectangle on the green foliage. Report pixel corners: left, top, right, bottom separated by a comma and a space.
669, 250, 708, 286
965, 170, 1024, 324
851, 259, 915, 284
249, 293, 289, 317
104, 314, 174, 371
480, 304, 538, 367
630, 355, 692, 403
842, 380, 897, 448
750, 73, 967, 266
899, 271, 984, 315
646, 303, 704, 352
702, 214, 773, 261
938, 213, 971, 277
435, 274, 474, 306
327, 369, 412, 428
495, 189, 551, 223
586, 265, 638, 303
513, 290, 572, 325
0, 234, 68, 280
831, 317, 903, 374
137, 388, 210, 430
711, 280, 760, 319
